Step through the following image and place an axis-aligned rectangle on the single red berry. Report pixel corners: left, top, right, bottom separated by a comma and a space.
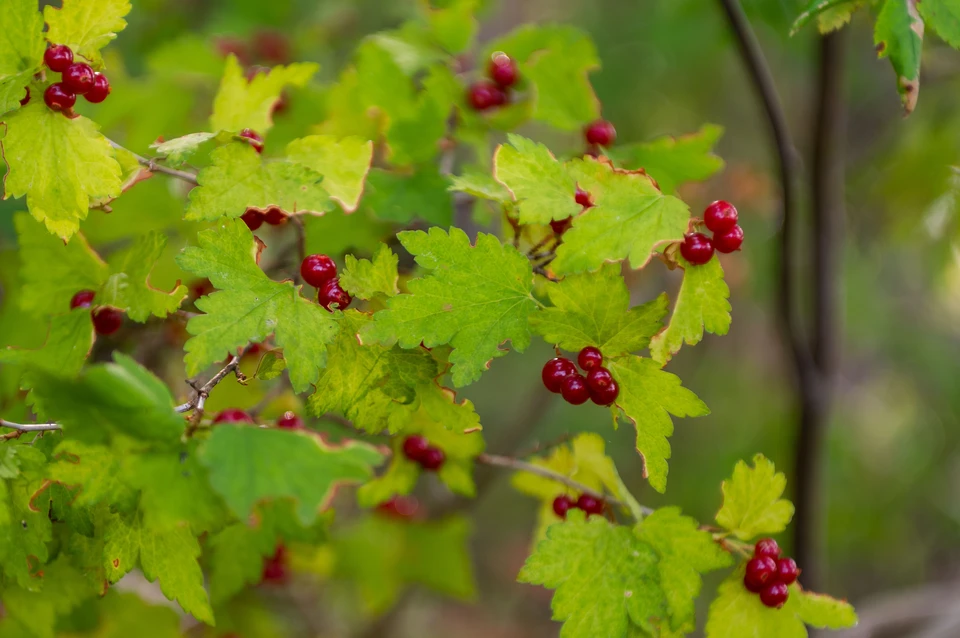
703, 200, 738, 233
754, 538, 781, 559
744, 556, 778, 593
19, 88, 30, 106
261, 545, 288, 584
318, 278, 352, 311
419, 446, 445, 471
254, 30, 291, 65
43, 83, 76, 112
775, 557, 800, 585
402, 435, 430, 462
376, 495, 419, 519
84, 73, 110, 103
574, 187, 593, 208
590, 379, 619, 406
264, 207, 286, 225
190, 279, 214, 299
215, 37, 250, 65
679, 232, 714, 265
276, 411, 303, 430
213, 408, 253, 424
488, 53, 518, 88
584, 119, 616, 147
577, 346, 603, 371
576, 493, 605, 516
70, 290, 96, 310
240, 209, 264, 231
560, 373, 591, 405
552, 495, 576, 519
760, 582, 790, 609
62, 63, 95, 94
92, 308, 123, 336
542, 357, 577, 393
467, 80, 506, 111
549, 217, 572, 235
300, 254, 337, 288
239, 128, 264, 153
713, 224, 744, 254
44, 45, 73, 72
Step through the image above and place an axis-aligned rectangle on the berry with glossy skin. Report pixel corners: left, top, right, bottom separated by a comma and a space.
549, 217, 572, 235
760, 582, 790, 609
43, 83, 76, 112
19, 88, 30, 106
542, 357, 577, 393
264, 207, 286, 225
70, 290, 96, 310
467, 80, 506, 111
84, 73, 110, 103
419, 446, 445, 471
241, 209, 264, 231
754, 538, 781, 559
44, 45, 73, 72
589, 378, 619, 406
62, 63, 95, 94
276, 412, 303, 430
552, 495, 576, 519
744, 556, 778, 593
578, 346, 603, 371
377, 495, 419, 519
300, 254, 337, 288
575, 187, 593, 208
703, 200, 738, 233
402, 435, 430, 463
488, 53, 518, 88
213, 408, 254, 424
261, 545, 288, 584
92, 308, 123, 335
560, 373, 591, 405
713, 224, 744, 253
584, 119, 616, 147
576, 494, 605, 516
239, 128, 264, 153
318, 278, 352, 311
679, 232, 714, 265
776, 557, 800, 585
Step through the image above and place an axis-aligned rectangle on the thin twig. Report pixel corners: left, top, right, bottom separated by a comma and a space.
107, 139, 200, 186
178, 353, 248, 436
0, 420, 61, 441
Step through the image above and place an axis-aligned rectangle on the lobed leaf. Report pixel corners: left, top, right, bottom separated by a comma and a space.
715, 454, 795, 540
610, 124, 725, 194
493, 134, 581, 225
340, 243, 400, 300
0, 0, 44, 115
286, 134, 374, 212
44, 0, 131, 67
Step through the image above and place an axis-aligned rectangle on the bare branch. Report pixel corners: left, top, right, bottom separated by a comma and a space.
0, 420, 62, 442
178, 352, 248, 436
107, 139, 200, 186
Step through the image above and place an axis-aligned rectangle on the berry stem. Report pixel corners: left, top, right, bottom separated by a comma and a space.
176, 348, 251, 436
106, 139, 200, 186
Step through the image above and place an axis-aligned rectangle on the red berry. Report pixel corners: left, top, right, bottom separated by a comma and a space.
84, 73, 110, 103
376, 495, 419, 519
318, 278, 352, 311
19, 88, 30, 106
584, 119, 616, 147
300, 254, 337, 288
276, 411, 303, 430
549, 217, 572, 235
754, 538, 781, 559
261, 545, 288, 584
254, 30, 291, 65
679, 232, 714, 265
703, 200, 738, 233
744, 556, 778, 593
402, 435, 430, 463
542, 357, 577, 393
43, 83, 76, 112
62, 63, 95, 94
467, 80, 506, 111
92, 308, 123, 336
552, 495, 576, 519
241, 209, 264, 231
44, 45, 73, 72
264, 207, 286, 225
213, 408, 253, 424
419, 446, 445, 471
488, 53, 518, 88
70, 290, 96, 310
589, 381, 619, 407
713, 225, 744, 254
760, 582, 790, 609
576, 493, 605, 516
574, 187, 593, 208
560, 373, 591, 405
214, 37, 250, 65
239, 128, 264, 153
776, 557, 800, 585
577, 346, 603, 371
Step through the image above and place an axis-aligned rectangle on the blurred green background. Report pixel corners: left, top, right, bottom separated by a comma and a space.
2, 0, 960, 636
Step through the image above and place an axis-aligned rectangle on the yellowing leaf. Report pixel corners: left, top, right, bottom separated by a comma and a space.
715, 454, 795, 540
211, 55, 318, 134
286, 135, 374, 212
44, 0, 131, 67
340, 244, 399, 300
150, 131, 218, 166
0, 0, 44, 114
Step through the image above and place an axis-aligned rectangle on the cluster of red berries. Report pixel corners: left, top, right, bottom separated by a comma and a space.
743, 538, 800, 609
212, 408, 305, 430
241, 207, 287, 230
549, 186, 594, 236
467, 53, 519, 111
552, 492, 605, 519
70, 290, 123, 336
300, 254, 352, 312
680, 200, 744, 266
41, 45, 111, 115
401, 434, 445, 471
542, 347, 619, 406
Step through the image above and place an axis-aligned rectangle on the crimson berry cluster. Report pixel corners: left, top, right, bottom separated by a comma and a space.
69, 290, 123, 336
402, 434, 445, 471
551, 492, 605, 518
680, 200, 744, 265
743, 538, 800, 609
300, 254, 352, 312
542, 347, 619, 406
42, 44, 111, 115
240, 205, 287, 230
467, 52, 519, 111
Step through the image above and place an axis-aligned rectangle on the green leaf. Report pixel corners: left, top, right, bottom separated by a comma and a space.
210, 55, 318, 134
426, 0, 478, 53
362, 166, 453, 226
44, 0, 131, 67
47, 441, 133, 509
99, 232, 188, 322
150, 132, 217, 166
176, 219, 339, 392
1, 557, 92, 638
816, 2, 864, 32
199, 425, 384, 525
448, 169, 513, 204
518, 512, 666, 636
606, 356, 709, 493
385, 64, 454, 166
80, 591, 184, 638
791, 0, 859, 34
715, 454, 795, 540
793, 589, 858, 629
493, 134, 581, 225
1, 103, 122, 240
552, 157, 690, 275
0, 70, 35, 116
340, 244, 399, 300
636, 507, 733, 632
875, 0, 924, 115
0, 0, 44, 115
650, 255, 731, 365
208, 521, 275, 604
920, 0, 960, 48
185, 143, 333, 222
611, 125, 725, 194
125, 449, 227, 532
285, 135, 374, 212
366, 227, 537, 387
530, 263, 668, 356
254, 350, 286, 381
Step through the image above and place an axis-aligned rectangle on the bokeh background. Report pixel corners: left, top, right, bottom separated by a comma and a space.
2, 1, 959, 636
